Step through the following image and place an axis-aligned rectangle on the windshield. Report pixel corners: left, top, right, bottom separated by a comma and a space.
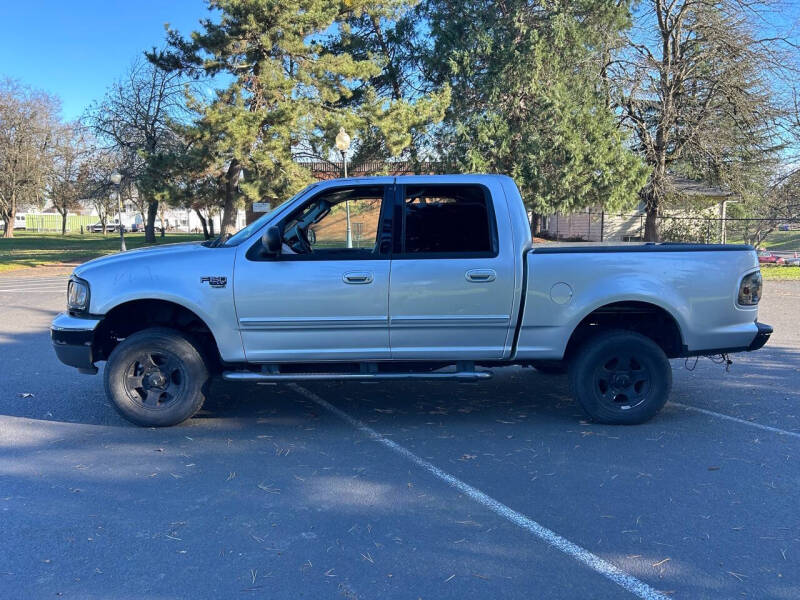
222, 183, 319, 247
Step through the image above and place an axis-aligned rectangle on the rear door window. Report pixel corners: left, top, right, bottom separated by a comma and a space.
399, 185, 497, 257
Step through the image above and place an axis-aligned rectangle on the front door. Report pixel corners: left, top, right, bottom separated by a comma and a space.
234, 182, 393, 362
388, 180, 516, 359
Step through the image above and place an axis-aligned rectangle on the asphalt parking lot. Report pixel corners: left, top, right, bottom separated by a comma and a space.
1, 274, 799, 599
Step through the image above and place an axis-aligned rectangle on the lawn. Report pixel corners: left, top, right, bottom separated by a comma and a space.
760, 265, 800, 281
756, 230, 800, 251
0, 231, 206, 273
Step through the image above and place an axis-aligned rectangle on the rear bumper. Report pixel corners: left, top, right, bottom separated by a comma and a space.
683, 321, 772, 357
748, 322, 773, 351
51, 313, 103, 373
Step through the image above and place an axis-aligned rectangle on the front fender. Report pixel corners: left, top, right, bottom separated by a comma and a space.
76, 245, 244, 362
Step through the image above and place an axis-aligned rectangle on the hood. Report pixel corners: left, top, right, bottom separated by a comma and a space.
73, 241, 207, 278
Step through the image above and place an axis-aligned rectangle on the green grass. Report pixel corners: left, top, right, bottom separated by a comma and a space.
754, 230, 800, 251
761, 265, 800, 281
0, 231, 205, 273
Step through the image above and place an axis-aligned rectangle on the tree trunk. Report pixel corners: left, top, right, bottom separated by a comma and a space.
195, 208, 210, 239
145, 199, 158, 243
220, 160, 240, 237
530, 213, 541, 236
221, 194, 237, 236
644, 198, 659, 242
2, 199, 15, 238
209, 213, 216, 237
60, 210, 67, 235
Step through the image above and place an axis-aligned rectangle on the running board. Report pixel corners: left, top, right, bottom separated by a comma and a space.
221, 370, 492, 382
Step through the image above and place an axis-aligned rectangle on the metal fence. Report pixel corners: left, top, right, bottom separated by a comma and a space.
540, 211, 800, 250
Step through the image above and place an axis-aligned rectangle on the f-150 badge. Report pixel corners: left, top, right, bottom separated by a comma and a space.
201, 276, 227, 288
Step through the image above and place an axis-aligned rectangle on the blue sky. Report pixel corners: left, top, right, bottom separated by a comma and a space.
0, 0, 209, 120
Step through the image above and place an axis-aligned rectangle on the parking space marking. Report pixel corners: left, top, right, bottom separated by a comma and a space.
0, 278, 68, 293
0, 288, 65, 293
290, 384, 669, 600
672, 402, 800, 439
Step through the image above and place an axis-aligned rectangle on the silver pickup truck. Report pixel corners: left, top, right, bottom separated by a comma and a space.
51, 175, 771, 427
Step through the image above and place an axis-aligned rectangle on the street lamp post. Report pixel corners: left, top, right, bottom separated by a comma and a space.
110, 171, 125, 251
719, 198, 739, 244
335, 127, 353, 248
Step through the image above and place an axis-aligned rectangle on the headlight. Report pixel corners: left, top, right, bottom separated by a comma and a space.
738, 271, 762, 306
67, 278, 90, 312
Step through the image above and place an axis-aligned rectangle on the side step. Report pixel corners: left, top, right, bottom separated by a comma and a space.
221, 362, 492, 382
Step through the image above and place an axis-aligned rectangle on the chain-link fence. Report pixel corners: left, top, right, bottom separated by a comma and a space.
540, 211, 800, 252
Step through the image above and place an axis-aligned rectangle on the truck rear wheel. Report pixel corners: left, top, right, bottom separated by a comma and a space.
104, 327, 208, 427
568, 330, 671, 425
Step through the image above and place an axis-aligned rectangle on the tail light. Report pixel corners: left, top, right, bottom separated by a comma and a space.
738, 271, 762, 306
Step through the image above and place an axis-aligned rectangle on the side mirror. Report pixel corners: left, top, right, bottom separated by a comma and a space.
261, 226, 282, 256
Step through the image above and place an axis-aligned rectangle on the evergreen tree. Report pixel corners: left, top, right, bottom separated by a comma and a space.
424, 0, 648, 224
154, 0, 447, 233
329, 1, 450, 170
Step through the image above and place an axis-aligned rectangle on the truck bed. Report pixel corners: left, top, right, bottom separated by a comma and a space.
514, 243, 760, 360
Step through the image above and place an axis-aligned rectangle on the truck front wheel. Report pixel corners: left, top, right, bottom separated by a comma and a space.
568, 330, 671, 425
104, 327, 209, 427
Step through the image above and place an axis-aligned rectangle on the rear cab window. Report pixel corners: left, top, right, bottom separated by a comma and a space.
397, 184, 498, 258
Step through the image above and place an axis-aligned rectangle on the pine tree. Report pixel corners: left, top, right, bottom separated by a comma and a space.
154, 0, 447, 233
424, 0, 648, 224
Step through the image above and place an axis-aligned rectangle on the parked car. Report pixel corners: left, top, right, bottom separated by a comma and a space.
757, 250, 784, 264
51, 174, 771, 427
89, 222, 126, 233
0, 214, 27, 231
783, 254, 800, 266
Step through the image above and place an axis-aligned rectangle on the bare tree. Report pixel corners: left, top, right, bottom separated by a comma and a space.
49, 123, 93, 235
0, 79, 59, 238
732, 167, 800, 246
82, 151, 120, 237
609, 1, 796, 240
84, 57, 186, 242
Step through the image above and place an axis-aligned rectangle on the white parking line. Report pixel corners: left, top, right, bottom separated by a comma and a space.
672, 402, 800, 439
0, 289, 65, 293
0, 286, 65, 292
0, 277, 67, 283
0, 281, 67, 291
290, 384, 669, 600
0, 279, 67, 293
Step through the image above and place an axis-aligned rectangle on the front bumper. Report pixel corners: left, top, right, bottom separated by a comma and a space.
51, 312, 103, 374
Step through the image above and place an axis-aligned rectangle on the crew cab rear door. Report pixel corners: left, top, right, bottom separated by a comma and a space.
234, 181, 394, 362
388, 178, 516, 359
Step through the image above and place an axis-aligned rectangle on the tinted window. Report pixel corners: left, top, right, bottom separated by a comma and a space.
403, 185, 494, 255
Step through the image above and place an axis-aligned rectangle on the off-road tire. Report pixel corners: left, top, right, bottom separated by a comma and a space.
568, 329, 671, 425
104, 327, 209, 427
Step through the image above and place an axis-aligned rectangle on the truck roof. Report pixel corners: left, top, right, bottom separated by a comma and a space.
316, 173, 514, 185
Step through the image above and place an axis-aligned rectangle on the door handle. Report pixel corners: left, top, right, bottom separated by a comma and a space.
343, 272, 374, 284
465, 269, 496, 283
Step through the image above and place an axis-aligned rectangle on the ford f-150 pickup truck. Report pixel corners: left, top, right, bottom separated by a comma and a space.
51, 175, 772, 427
